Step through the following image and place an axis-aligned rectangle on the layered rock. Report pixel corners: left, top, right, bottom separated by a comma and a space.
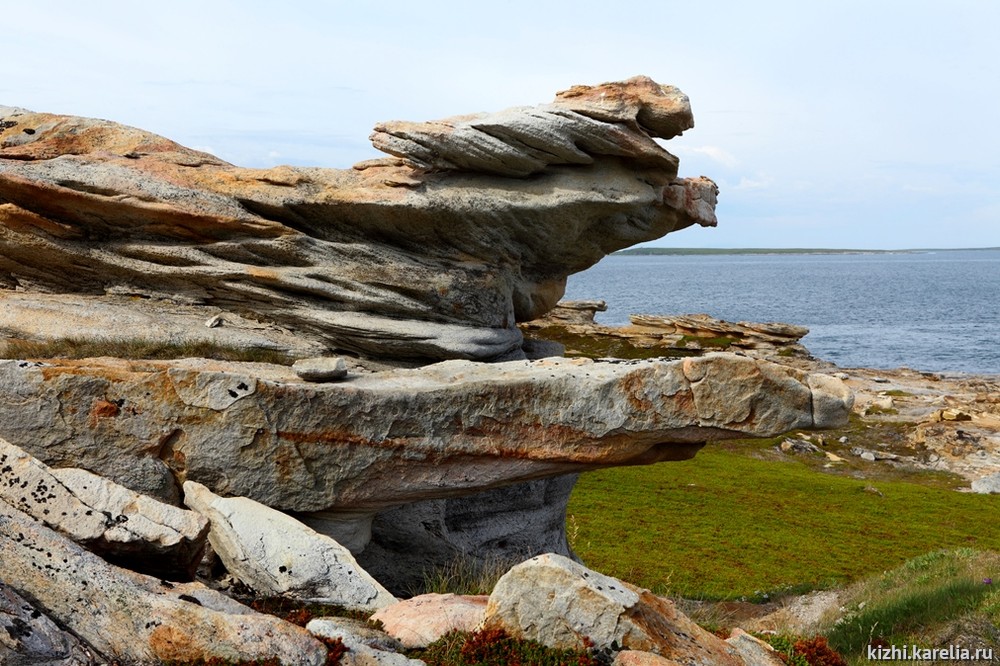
1, 77, 716, 362
0, 354, 851, 519
522, 301, 811, 360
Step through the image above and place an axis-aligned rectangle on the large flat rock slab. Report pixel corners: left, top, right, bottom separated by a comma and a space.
0, 354, 850, 513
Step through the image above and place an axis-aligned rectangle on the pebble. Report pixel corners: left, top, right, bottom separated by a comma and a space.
292, 357, 348, 382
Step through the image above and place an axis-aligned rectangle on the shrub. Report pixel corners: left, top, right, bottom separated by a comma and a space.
417, 628, 604, 666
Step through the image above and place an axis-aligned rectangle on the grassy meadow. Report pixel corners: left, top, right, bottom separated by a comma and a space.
567, 446, 1000, 601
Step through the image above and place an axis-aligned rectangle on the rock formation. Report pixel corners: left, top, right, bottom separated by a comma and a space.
0, 500, 329, 665
183, 481, 396, 611
0, 353, 850, 527
0, 77, 857, 663
0, 438, 208, 579
522, 300, 811, 360
1, 76, 716, 362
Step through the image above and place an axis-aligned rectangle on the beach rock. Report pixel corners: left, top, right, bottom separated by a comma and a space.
725, 629, 786, 666
293, 356, 348, 382
183, 481, 396, 611
0, 500, 328, 665
939, 408, 973, 422
1, 77, 716, 362
0, 582, 96, 665
481, 553, 741, 664
971, 472, 1000, 494
372, 594, 489, 648
0, 354, 851, 518
0, 438, 208, 579
306, 617, 425, 666
522, 307, 811, 361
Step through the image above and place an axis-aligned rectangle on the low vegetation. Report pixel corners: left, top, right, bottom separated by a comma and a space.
415, 553, 523, 597
821, 549, 1000, 663
412, 628, 605, 666
1, 336, 295, 365
567, 448, 1000, 601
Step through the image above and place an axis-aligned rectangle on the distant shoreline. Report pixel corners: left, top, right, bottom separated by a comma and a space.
613, 246, 1000, 256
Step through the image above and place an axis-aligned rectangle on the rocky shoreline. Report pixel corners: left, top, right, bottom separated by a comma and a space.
1, 77, 992, 664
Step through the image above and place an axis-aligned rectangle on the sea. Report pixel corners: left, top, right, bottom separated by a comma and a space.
562, 248, 1000, 376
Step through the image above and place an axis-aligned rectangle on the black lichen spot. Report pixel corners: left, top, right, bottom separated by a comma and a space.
178, 594, 202, 606
278, 565, 288, 573
0, 120, 17, 131
237, 382, 249, 391
22, 128, 36, 135
160, 580, 175, 589
227, 389, 239, 398
5, 617, 33, 639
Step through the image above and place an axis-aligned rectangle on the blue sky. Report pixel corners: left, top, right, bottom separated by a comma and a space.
5, 1, 998, 249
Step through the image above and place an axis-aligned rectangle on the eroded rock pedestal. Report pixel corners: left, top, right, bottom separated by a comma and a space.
0, 77, 854, 662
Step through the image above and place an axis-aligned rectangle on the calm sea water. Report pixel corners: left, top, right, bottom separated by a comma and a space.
563, 249, 1000, 376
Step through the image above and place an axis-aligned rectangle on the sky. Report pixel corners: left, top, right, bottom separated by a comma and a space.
4, 0, 999, 250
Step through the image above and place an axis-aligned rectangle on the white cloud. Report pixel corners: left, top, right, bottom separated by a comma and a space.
674, 145, 739, 169
734, 174, 774, 190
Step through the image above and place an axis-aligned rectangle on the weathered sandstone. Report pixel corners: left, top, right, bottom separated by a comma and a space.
0, 438, 208, 579
0, 355, 851, 520
183, 481, 396, 611
1, 77, 716, 362
372, 594, 489, 649
481, 553, 742, 664
0, 500, 328, 665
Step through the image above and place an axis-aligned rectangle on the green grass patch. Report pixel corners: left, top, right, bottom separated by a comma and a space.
678, 334, 736, 349
821, 549, 1000, 662
1, 336, 296, 365
567, 450, 1000, 601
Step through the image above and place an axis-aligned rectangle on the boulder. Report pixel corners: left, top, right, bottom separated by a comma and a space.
480, 553, 742, 664
307, 617, 426, 666
971, 472, 1000, 494
1, 77, 716, 362
1, 582, 95, 665
0, 438, 208, 579
725, 629, 786, 666
183, 481, 396, 611
0, 354, 851, 519
0, 500, 328, 665
371, 594, 489, 649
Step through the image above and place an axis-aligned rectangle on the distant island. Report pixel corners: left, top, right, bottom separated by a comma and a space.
613, 247, 1000, 256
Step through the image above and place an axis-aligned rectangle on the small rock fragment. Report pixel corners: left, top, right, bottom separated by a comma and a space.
293, 357, 349, 382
